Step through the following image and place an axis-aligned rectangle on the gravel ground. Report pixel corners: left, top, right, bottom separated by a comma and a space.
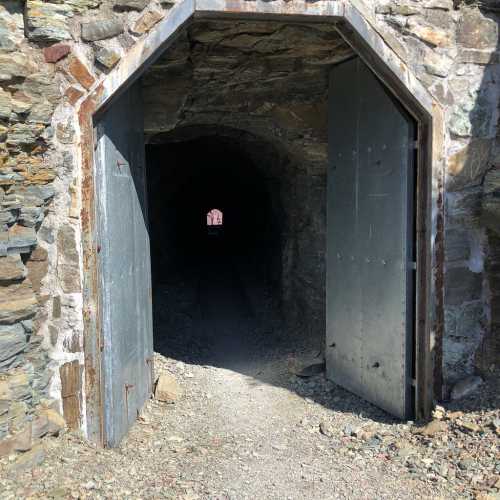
0, 348, 498, 500
1, 263, 499, 499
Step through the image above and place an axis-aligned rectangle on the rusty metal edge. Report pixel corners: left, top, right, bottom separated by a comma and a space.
79, 85, 106, 446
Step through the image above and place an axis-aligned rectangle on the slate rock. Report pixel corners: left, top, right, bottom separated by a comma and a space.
0, 324, 28, 369
25, 1, 73, 43
0, 280, 37, 324
0, 254, 27, 282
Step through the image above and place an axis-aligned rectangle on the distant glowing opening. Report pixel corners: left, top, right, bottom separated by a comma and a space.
207, 208, 223, 226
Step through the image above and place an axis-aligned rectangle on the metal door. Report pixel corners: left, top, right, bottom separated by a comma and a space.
95, 83, 154, 446
327, 58, 415, 419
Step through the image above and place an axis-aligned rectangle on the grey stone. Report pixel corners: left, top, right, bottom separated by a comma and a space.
25, 1, 73, 43
0, 324, 28, 369
0, 255, 27, 282
450, 375, 483, 400
0, 280, 37, 324
113, 0, 149, 11
457, 8, 498, 49
6, 123, 44, 147
0, 53, 36, 81
28, 101, 55, 125
444, 266, 482, 305
447, 139, 493, 192
1, 225, 37, 254
81, 19, 124, 42
57, 224, 81, 293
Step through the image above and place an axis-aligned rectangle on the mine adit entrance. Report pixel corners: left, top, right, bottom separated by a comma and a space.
93, 18, 421, 446
147, 132, 285, 371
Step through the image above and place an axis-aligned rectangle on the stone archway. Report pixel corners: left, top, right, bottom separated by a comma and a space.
75, 0, 444, 444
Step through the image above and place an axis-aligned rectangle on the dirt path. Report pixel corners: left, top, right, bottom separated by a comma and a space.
1, 349, 498, 499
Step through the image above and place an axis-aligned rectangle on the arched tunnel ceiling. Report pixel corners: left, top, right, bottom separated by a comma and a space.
142, 19, 354, 138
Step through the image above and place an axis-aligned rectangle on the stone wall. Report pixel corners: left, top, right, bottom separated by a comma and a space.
371, 0, 499, 384
0, 0, 498, 453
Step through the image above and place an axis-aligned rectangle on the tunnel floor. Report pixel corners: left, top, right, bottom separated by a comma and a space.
152, 247, 286, 373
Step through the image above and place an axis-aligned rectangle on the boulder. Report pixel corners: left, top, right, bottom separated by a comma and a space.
154, 373, 181, 402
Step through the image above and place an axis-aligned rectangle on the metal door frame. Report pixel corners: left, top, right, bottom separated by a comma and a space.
77, 0, 443, 445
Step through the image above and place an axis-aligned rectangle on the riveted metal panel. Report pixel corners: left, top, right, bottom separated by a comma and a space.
327, 57, 415, 419
95, 83, 153, 446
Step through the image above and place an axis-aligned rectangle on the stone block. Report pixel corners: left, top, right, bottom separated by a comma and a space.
43, 43, 71, 64
457, 8, 498, 50
26, 249, 48, 294
113, 0, 149, 11
1, 225, 37, 254
0, 280, 37, 324
57, 224, 81, 293
444, 266, 482, 306
66, 56, 95, 90
0, 53, 36, 80
81, 19, 124, 42
25, 1, 73, 43
64, 86, 84, 106
6, 123, 44, 147
43, 408, 65, 435
31, 413, 49, 439
407, 20, 451, 47
95, 47, 121, 69
447, 139, 492, 192
131, 8, 165, 35
0, 324, 28, 369
0, 255, 27, 282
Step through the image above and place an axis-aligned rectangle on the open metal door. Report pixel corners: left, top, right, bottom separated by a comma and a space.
327, 58, 415, 419
95, 83, 154, 446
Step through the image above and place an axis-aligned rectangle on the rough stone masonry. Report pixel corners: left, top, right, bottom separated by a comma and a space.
0, 0, 498, 455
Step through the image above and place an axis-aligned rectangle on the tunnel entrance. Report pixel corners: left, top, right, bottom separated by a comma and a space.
147, 134, 286, 371
88, 11, 433, 446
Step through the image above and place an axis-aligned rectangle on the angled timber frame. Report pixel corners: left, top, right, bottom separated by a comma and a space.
76, 0, 445, 445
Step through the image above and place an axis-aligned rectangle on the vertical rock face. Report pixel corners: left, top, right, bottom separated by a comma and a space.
0, 0, 498, 453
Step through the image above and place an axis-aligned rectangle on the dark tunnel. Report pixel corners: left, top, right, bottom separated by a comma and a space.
146, 133, 286, 371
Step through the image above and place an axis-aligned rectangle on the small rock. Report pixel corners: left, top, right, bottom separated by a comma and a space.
415, 420, 448, 437
459, 421, 482, 433
12, 445, 45, 471
155, 373, 181, 402
451, 376, 483, 400
432, 405, 446, 420
319, 421, 334, 438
